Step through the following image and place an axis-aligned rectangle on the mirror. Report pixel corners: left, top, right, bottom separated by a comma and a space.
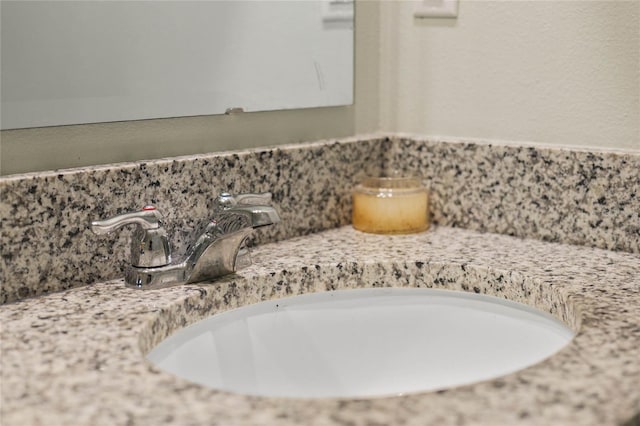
1, 0, 354, 130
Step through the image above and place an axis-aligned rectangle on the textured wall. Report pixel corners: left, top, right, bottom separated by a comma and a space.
380, 1, 640, 151
5, 1, 637, 175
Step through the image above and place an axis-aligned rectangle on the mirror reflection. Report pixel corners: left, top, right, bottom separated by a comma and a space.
1, 0, 354, 130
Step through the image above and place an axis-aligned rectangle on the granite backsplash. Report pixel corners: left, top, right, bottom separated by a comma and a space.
387, 135, 640, 254
0, 136, 388, 303
1, 134, 638, 304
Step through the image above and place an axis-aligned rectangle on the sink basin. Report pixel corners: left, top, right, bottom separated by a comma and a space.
147, 287, 574, 398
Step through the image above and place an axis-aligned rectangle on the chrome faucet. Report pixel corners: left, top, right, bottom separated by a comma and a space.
91, 192, 280, 289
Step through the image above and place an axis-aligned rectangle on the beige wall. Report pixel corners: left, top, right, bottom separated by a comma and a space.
2, 0, 639, 175
379, 0, 640, 151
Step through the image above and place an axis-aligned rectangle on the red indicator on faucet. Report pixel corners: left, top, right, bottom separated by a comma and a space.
142, 205, 156, 211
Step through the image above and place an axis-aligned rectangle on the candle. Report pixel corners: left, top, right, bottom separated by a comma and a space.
352, 177, 429, 234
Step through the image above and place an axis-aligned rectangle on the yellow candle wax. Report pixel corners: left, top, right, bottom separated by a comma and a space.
352, 177, 429, 234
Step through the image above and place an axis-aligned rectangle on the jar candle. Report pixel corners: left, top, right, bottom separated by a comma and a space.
352, 177, 429, 234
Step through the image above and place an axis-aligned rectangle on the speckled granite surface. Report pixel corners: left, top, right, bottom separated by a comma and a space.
1, 226, 639, 425
388, 134, 640, 254
2, 134, 638, 304
0, 136, 387, 303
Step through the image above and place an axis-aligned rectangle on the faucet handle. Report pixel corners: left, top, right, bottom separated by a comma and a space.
234, 192, 273, 205
91, 206, 163, 234
216, 192, 273, 209
91, 206, 171, 268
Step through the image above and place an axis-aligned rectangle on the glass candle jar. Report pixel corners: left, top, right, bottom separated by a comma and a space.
352, 177, 429, 234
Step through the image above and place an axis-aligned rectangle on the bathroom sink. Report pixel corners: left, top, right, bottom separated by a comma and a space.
147, 287, 574, 398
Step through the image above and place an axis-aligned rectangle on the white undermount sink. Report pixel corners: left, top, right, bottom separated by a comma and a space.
147, 287, 574, 398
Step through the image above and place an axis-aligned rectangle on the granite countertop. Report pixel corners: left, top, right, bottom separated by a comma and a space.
1, 225, 639, 426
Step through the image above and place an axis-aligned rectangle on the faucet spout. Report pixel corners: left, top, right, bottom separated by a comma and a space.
186, 228, 254, 283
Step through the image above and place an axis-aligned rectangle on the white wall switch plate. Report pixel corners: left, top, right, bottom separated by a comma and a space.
414, 0, 459, 19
